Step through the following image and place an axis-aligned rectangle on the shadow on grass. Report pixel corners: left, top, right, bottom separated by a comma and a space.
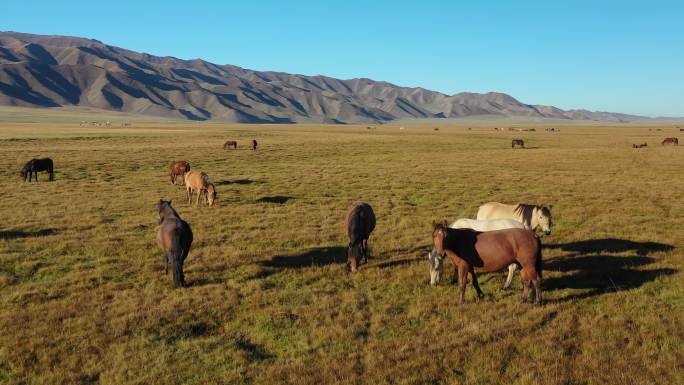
542, 238, 676, 302
372, 257, 422, 269
260, 246, 346, 269
255, 195, 294, 204
214, 178, 261, 186
0, 228, 58, 240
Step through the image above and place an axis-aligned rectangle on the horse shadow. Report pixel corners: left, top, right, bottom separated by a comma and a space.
255, 196, 294, 204
214, 179, 261, 186
0, 228, 58, 240
542, 238, 676, 302
260, 246, 347, 269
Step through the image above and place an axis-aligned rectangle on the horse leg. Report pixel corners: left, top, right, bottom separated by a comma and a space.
163, 251, 169, 274
534, 277, 542, 304
362, 239, 369, 264
457, 264, 468, 304
520, 269, 532, 303
503, 263, 517, 289
196, 189, 201, 205
186, 187, 192, 204
470, 267, 485, 299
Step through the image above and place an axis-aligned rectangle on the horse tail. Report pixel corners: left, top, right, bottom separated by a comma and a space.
171, 231, 185, 287
535, 236, 543, 280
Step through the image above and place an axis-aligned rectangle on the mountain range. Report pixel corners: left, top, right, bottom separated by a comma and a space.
0, 31, 656, 123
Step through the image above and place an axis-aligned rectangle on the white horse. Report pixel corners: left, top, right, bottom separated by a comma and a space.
428, 218, 527, 289
477, 202, 553, 235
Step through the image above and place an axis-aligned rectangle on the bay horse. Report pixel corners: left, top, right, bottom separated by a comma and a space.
431, 221, 542, 304
156, 200, 193, 287
169, 160, 190, 185
21, 158, 54, 182
252, 139, 258, 150
662, 137, 679, 146
223, 140, 238, 149
184, 170, 216, 206
345, 202, 376, 272
632, 143, 647, 148
428, 218, 527, 288
511, 139, 525, 148
477, 202, 553, 235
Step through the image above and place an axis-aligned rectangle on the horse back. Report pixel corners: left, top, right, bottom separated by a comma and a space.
345, 202, 375, 242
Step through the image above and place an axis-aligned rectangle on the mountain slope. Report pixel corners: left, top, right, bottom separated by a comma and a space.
0, 31, 651, 123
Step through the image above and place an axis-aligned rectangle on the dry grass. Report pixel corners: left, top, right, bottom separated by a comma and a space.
0, 120, 683, 385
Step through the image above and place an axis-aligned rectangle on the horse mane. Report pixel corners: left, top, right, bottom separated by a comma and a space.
514, 204, 538, 227
158, 201, 180, 222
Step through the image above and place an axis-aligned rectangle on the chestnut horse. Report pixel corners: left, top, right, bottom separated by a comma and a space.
156, 200, 193, 287
345, 202, 376, 272
662, 137, 679, 146
432, 221, 542, 304
252, 139, 258, 150
224, 140, 238, 149
21, 158, 54, 182
169, 160, 190, 185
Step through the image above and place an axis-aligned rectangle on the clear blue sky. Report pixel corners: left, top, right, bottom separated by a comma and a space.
3, 0, 683, 116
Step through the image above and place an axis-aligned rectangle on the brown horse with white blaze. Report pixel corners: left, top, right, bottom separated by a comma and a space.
345, 202, 376, 272
432, 221, 542, 304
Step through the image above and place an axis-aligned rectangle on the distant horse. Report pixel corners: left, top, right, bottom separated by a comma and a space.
169, 160, 190, 185
662, 137, 679, 146
428, 218, 526, 288
184, 170, 216, 206
21, 158, 54, 182
511, 139, 525, 148
345, 202, 376, 272
477, 202, 553, 235
224, 140, 238, 149
632, 143, 647, 148
432, 221, 542, 304
252, 139, 258, 150
157, 200, 193, 287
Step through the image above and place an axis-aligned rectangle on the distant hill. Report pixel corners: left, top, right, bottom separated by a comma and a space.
0, 31, 660, 124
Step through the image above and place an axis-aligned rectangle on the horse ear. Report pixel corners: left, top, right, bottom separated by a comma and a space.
442, 219, 448, 228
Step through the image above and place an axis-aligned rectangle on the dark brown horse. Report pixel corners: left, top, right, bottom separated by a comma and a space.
21, 158, 54, 182
432, 221, 542, 304
632, 142, 648, 148
224, 140, 238, 149
662, 137, 679, 146
169, 160, 190, 185
156, 200, 193, 287
345, 202, 376, 272
511, 139, 525, 148
252, 139, 258, 150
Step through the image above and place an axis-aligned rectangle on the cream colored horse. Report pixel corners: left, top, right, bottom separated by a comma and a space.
184, 170, 216, 206
428, 218, 526, 288
477, 202, 552, 235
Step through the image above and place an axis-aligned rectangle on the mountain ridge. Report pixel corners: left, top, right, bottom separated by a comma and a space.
0, 31, 662, 123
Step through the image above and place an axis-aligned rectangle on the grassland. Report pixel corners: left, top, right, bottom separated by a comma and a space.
0, 118, 682, 385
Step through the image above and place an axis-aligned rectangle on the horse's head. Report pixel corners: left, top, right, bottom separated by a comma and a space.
432, 220, 449, 254
427, 247, 446, 285
537, 206, 553, 235
157, 199, 173, 223
206, 184, 217, 206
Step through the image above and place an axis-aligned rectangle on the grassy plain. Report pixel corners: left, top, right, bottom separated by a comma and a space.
0, 116, 682, 385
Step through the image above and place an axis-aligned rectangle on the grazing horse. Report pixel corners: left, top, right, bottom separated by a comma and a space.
252, 139, 258, 150
21, 158, 54, 182
428, 218, 527, 288
223, 140, 238, 150
662, 137, 679, 146
169, 160, 190, 185
156, 200, 193, 287
432, 221, 542, 304
477, 202, 553, 235
184, 170, 216, 206
511, 139, 525, 148
632, 142, 648, 148
345, 202, 376, 272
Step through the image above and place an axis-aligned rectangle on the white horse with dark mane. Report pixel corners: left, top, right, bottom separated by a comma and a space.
477, 202, 553, 235
428, 218, 527, 288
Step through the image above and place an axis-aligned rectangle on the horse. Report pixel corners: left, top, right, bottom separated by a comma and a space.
511, 139, 525, 148
156, 200, 193, 287
431, 221, 542, 304
345, 202, 376, 272
632, 142, 647, 148
223, 140, 238, 149
184, 170, 216, 206
428, 218, 526, 288
20, 158, 54, 182
169, 160, 190, 185
252, 139, 258, 150
477, 202, 553, 235
662, 137, 679, 146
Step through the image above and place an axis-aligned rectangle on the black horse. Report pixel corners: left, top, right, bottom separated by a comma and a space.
511, 139, 525, 148
345, 202, 376, 272
156, 200, 193, 287
21, 158, 54, 182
